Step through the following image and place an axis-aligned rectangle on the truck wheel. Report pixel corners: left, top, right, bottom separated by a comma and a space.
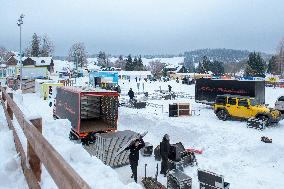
216, 109, 228, 121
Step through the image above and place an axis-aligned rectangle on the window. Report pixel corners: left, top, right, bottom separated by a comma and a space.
238, 99, 248, 106
228, 97, 236, 105
250, 99, 257, 106
216, 96, 226, 105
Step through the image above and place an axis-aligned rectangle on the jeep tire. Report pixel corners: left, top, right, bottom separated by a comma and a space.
216, 109, 229, 121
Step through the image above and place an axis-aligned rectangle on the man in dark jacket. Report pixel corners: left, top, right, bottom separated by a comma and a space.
125, 137, 145, 183
168, 85, 172, 92
128, 88, 135, 100
160, 134, 170, 176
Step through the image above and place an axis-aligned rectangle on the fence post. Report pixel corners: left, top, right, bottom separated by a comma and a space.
28, 118, 42, 183
7, 93, 13, 120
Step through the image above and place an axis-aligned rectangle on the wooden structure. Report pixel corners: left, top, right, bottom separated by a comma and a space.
0, 87, 91, 189
59, 79, 74, 86
22, 79, 36, 93
169, 103, 191, 117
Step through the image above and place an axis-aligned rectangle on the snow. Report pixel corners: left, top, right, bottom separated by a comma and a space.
0, 103, 28, 189
141, 57, 184, 67
1, 74, 284, 188
53, 60, 74, 73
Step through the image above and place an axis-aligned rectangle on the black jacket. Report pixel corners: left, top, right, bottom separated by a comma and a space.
125, 139, 145, 164
160, 138, 170, 159
128, 90, 134, 99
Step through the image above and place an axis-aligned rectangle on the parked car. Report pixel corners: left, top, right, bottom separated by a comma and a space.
275, 96, 284, 113
214, 94, 281, 127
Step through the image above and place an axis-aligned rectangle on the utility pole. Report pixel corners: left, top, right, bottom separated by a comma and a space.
17, 14, 24, 90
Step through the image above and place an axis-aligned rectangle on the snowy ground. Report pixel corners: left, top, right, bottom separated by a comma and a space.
0, 102, 28, 189
1, 78, 284, 189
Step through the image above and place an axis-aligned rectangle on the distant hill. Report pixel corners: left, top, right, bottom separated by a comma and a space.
184, 48, 272, 67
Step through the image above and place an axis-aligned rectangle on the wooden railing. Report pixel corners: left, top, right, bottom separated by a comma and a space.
0, 87, 91, 189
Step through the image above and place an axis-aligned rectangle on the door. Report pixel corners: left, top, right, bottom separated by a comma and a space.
237, 99, 251, 118
226, 97, 238, 117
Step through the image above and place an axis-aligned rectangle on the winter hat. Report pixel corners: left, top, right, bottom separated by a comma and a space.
164, 134, 169, 140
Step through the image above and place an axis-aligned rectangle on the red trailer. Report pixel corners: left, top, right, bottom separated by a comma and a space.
54, 86, 119, 139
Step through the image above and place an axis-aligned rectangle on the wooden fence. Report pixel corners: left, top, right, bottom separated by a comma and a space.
0, 86, 91, 189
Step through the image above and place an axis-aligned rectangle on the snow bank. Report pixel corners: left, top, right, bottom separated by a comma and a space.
0, 105, 28, 189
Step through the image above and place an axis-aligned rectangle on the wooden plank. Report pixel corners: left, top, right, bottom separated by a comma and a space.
1, 87, 91, 189
28, 118, 42, 183
1, 99, 41, 189
7, 93, 13, 120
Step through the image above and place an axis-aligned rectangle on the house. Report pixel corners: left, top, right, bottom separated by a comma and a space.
165, 64, 188, 79
17, 57, 53, 79
0, 54, 18, 77
22, 57, 53, 67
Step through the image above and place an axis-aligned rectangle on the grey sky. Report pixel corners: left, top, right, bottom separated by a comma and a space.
0, 0, 283, 56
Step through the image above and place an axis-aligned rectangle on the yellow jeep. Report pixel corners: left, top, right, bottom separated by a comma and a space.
214, 95, 281, 126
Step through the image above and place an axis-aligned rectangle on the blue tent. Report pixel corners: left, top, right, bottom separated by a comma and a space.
89, 71, 119, 87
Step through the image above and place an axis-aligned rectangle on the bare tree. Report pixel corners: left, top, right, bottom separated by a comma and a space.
24, 47, 32, 57
41, 34, 54, 57
0, 47, 14, 61
68, 42, 88, 68
276, 38, 284, 75
0, 47, 7, 61
148, 60, 165, 77
114, 55, 126, 69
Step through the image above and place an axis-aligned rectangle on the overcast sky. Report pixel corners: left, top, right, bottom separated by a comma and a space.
0, 0, 283, 56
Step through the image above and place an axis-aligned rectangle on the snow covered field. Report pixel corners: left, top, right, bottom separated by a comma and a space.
1, 78, 284, 189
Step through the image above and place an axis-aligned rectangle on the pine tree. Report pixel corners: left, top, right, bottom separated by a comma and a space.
196, 56, 209, 73
211, 60, 225, 75
267, 56, 278, 74
133, 57, 138, 70
125, 54, 133, 71
135, 55, 144, 71
184, 56, 195, 72
196, 61, 206, 73
97, 51, 107, 67
31, 33, 40, 57
245, 52, 266, 77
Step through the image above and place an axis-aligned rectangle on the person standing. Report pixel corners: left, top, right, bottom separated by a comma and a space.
160, 134, 170, 177
128, 88, 135, 100
142, 79, 145, 92
137, 78, 141, 92
125, 138, 145, 183
168, 85, 172, 92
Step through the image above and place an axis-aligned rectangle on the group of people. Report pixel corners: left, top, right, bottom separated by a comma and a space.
124, 134, 171, 183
